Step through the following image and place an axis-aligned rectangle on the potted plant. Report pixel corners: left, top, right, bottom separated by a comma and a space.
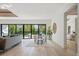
47, 26, 53, 40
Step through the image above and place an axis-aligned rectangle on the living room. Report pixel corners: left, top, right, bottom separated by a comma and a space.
0, 3, 79, 56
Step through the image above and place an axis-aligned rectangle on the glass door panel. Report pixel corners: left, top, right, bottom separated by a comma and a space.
24, 24, 31, 39
17, 24, 23, 38
39, 25, 46, 35
32, 25, 38, 39
8, 24, 16, 36
2, 25, 8, 36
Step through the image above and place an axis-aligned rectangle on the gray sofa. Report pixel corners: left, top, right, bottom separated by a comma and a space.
0, 35, 22, 51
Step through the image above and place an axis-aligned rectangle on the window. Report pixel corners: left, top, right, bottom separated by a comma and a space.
32, 25, 38, 38
2, 25, 8, 36
8, 24, 16, 35
16, 24, 23, 35
39, 25, 46, 35
24, 24, 32, 39
1, 24, 46, 39
16, 24, 23, 38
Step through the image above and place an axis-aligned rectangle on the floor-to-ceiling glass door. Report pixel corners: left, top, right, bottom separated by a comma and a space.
24, 24, 32, 39
23, 24, 46, 39
2, 25, 8, 36
8, 24, 16, 36
1, 24, 46, 39
39, 24, 46, 35
32, 25, 39, 39
16, 24, 23, 38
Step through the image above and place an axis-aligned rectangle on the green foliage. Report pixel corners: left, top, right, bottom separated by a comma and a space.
47, 26, 53, 40
8, 24, 46, 36
47, 26, 52, 35
39, 25, 46, 34
24, 25, 31, 35
17, 28, 23, 34
32, 25, 38, 34
24, 25, 31, 31
9, 25, 16, 35
32, 25, 35, 34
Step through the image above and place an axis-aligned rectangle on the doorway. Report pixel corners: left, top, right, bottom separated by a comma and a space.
64, 4, 78, 55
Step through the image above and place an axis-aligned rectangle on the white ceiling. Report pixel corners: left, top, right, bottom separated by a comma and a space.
0, 3, 74, 20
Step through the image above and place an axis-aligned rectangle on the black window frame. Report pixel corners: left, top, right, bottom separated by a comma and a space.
1, 24, 46, 39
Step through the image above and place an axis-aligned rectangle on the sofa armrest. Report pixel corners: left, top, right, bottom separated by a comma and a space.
0, 38, 6, 50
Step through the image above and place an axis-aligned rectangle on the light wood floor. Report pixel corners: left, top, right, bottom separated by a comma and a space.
67, 40, 77, 52
0, 39, 77, 56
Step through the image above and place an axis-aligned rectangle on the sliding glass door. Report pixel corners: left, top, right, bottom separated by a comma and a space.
23, 24, 46, 39
24, 24, 32, 39
32, 25, 38, 38
16, 24, 23, 38
39, 25, 46, 35
2, 25, 8, 36
8, 24, 16, 36
1, 24, 46, 39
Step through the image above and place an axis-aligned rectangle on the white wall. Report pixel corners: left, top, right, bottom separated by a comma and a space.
0, 19, 51, 24
51, 4, 75, 48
